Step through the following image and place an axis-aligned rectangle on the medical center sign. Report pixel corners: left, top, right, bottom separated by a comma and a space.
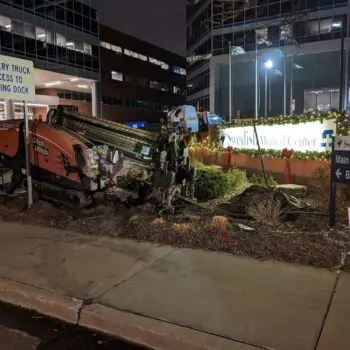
0, 54, 35, 101
222, 119, 336, 152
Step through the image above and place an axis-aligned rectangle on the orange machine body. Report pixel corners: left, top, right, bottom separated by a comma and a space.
0, 119, 94, 191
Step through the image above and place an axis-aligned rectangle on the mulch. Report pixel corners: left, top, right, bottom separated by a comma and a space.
1, 193, 350, 270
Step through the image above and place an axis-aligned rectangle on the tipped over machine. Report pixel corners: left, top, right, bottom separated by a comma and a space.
0, 105, 199, 208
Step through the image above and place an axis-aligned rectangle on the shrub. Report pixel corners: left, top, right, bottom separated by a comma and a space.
246, 192, 285, 226
195, 165, 229, 201
249, 173, 278, 187
211, 216, 229, 234
129, 215, 141, 226
151, 218, 167, 228
172, 223, 191, 234
226, 168, 248, 192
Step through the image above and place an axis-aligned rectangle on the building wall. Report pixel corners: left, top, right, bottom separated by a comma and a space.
37, 85, 185, 124
99, 25, 187, 123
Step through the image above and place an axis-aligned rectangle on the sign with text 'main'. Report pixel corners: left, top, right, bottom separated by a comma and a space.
332, 136, 350, 184
0, 54, 35, 102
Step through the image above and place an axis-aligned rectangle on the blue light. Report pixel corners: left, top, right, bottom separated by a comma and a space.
124, 121, 146, 129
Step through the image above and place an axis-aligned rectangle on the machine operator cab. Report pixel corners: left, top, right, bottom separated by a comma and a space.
168, 105, 199, 133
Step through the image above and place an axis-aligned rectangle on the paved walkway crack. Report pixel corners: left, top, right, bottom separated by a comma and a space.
94, 248, 178, 301
313, 251, 349, 350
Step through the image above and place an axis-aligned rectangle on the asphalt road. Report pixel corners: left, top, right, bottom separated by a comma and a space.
0, 301, 146, 350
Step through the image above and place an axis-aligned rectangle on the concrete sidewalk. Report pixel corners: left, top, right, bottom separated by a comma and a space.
0, 222, 349, 350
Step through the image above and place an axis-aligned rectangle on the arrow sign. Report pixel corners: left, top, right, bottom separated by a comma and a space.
336, 169, 342, 179
330, 136, 350, 226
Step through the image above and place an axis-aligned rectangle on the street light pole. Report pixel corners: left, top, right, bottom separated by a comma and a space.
264, 60, 273, 117
255, 36, 258, 119
264, 69, 268, 117
283, 48, 287, 115
290, 56, 293, 115
268, 73, 271, 113
339, 27, 345, 112
229, 41, 232, 122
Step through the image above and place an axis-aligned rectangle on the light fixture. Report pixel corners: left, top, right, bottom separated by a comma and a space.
294, 63, 303, 69
70, 78, 79, 82
44, 81, 62, 87
4, 24, 11, 29
265, 60, 273, 69
37, 33, 46, 38
77, 84, 89, 89
14, 103, 49, 107
332, 22, 342, 28
66, 42, 74, 46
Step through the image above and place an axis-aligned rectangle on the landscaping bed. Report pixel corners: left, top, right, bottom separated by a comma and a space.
0, 189, 349, 270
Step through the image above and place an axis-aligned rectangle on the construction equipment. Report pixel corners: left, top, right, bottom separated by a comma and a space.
0, 105, 197, 208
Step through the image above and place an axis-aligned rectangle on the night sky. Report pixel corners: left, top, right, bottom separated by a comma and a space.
100, 0, 186, 56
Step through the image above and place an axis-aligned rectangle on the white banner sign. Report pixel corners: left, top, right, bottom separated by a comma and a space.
0, 55, 35, 101
222, 119, 336, 152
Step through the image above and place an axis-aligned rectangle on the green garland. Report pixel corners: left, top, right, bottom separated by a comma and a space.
233, 148, 331, 161
221, 111, 350, 136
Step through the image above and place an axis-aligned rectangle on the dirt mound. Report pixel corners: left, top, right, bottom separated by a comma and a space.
219, 185, 308, 217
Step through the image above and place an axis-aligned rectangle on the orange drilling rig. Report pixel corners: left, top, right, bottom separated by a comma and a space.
0, 105, 198, 208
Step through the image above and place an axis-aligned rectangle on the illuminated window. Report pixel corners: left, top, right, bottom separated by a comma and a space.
56, 33, 66, 47
84, 42, 92, 54
124, 48, 148, 61
101, 41, 122, 54
110, 44, 122, 54
0, 15, 11, 30
280, 24, 292, 40
149, 57, 169, 70
173, 66, 187, 75
173, 86, 182, 94
101, 41, 111, 49
111, 71, 123, 81
150, 80, 168, 91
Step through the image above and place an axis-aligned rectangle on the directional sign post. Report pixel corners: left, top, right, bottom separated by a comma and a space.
0, 55, 35, 208
330, 136, 350, 226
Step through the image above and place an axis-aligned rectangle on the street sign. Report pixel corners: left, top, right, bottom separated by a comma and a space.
332, 136, 350, 184
330, 136, 350, 226
0, 54, 35, 101
0, 55, 35, 209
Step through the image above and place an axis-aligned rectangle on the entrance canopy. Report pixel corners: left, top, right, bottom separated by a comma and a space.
34, 68, 95, 93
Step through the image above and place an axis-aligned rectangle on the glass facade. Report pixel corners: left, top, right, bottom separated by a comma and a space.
187, 0, 349, 116
0, 0, 99, 80
213, 49, 348, 117
212, 13, 347, 56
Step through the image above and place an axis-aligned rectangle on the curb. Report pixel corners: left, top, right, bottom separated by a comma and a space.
79, 303, 256, 350
0, 277, 82, 324
0, 277, 257, 349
